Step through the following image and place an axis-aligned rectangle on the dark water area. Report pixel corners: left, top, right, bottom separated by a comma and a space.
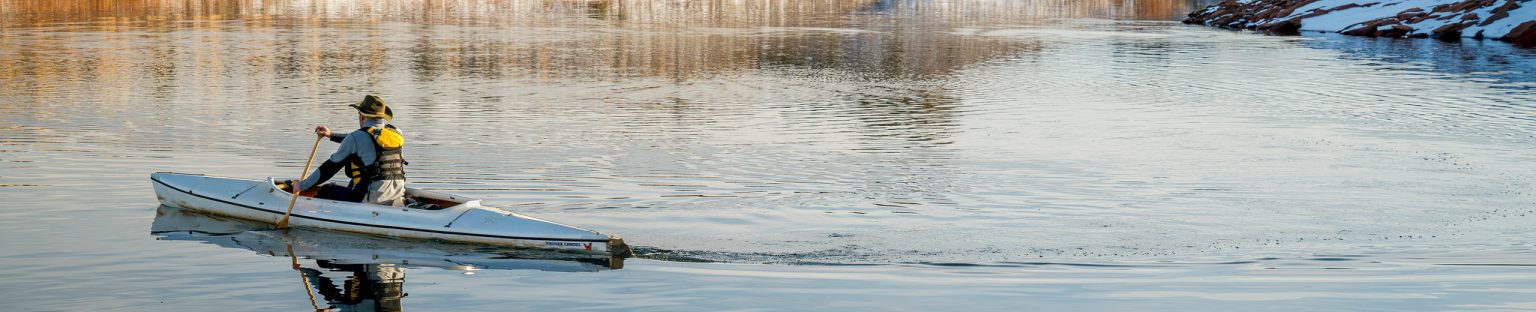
3, 0, 1536, 310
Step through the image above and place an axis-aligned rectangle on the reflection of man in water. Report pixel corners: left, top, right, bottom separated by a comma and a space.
297, 261, 406, 312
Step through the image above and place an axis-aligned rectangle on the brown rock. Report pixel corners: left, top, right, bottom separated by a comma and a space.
1266, 19, 1304, 35
1505, 21, 1536, 46
1378, 29, 1407, 38
1432, 2, 1456, 12
1455, 1, 1479, 12
1367, 24, 1415, 38
1466, 1, 1488, 11
1214, 15, 1239, 28
1433, 22, 1470, 39
1344, 21, 1381, 36
1486, 10, 1511, 26
1461, 13, 1479, 20
1482, 11, 1510, 26
1277, 0, 1314, 18
1333, 3, 1364, 11
1481, 0, 1520, 26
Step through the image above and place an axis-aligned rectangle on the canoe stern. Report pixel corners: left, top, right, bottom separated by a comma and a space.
609, 235, 633, 257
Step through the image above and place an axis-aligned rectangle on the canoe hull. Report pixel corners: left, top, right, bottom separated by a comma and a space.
150, 172, 630, 256
152, 205, 623, 271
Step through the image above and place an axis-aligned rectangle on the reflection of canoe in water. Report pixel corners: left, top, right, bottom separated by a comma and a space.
151, 205, 622, 271
150, 172, 630, 257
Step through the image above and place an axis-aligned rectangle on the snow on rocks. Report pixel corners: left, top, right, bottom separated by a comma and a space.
1184, 0, 1536, 45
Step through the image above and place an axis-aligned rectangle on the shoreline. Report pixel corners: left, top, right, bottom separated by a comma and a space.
1184, 0, 1536, 45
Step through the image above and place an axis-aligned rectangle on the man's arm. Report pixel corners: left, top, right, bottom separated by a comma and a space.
296, 132, 359, 190
317, 125, 346, 143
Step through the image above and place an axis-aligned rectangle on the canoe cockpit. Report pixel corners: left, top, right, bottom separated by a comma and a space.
272, 180, 474, 210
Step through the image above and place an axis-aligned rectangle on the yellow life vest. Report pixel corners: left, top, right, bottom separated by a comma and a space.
345, 125, 407, 187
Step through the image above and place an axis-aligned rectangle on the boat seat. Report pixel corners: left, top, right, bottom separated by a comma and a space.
406, 197, 449, 210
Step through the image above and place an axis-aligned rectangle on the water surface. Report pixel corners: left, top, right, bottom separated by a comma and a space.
2, 0, 1535, 310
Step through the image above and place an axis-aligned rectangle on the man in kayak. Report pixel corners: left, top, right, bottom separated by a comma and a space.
283, 95, 409, 206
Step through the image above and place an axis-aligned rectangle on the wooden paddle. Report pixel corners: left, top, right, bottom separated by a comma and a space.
276, 135, 324, 229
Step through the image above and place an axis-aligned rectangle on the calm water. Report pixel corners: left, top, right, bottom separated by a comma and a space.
4, 0, 1536, 310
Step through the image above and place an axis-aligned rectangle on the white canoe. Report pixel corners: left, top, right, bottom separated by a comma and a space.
151, 205, 622, 271
150, 172, 631, 257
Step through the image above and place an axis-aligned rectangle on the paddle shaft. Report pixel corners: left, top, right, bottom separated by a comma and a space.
276, 136, 323, 229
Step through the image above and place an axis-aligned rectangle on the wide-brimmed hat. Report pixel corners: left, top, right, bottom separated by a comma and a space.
349, 95, 393, 121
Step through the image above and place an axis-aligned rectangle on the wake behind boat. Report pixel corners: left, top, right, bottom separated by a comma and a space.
150, 172, 632, 257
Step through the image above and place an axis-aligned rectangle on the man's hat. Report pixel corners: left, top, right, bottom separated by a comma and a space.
349, 95, 393, 121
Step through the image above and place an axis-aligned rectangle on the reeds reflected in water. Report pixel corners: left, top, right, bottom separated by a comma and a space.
0, 0, 1212, 86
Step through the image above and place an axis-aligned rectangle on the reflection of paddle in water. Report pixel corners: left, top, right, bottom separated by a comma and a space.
288, 244, 326, 312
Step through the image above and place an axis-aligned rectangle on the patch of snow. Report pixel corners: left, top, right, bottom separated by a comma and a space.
1407, 14, 1456, 37
1296, 0, 1449, 32
1469, 1, 1536, 38
1286, 0, 1355, 20
1248, 0, 1339, 26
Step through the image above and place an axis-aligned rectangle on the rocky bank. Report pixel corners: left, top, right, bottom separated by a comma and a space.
1184, 0, 1536, 45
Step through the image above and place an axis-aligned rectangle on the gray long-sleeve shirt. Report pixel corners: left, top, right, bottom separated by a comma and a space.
298, 118, 407, 206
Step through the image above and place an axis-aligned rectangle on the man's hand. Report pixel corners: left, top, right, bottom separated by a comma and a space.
278, 180, 299, 193
314, 125, 331, 138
